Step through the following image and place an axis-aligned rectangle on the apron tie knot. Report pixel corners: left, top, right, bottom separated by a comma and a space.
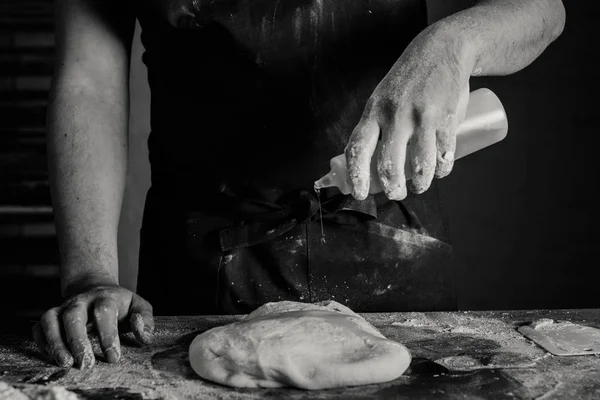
218, 188, 379, 251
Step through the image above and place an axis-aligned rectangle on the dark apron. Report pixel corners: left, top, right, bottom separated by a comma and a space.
137, 182, 456, 315
133, 0, 457, 315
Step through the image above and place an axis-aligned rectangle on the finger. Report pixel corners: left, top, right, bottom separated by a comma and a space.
32, 322, 49, 357
435, 114, 459, 179
377, 115, 412, 200
93, 297, 121, 363
345, 117, 380, 200
129, 294, 155, 346
408, 122, 437, 194
39, 307, 74, 367
62, 302, 95, 369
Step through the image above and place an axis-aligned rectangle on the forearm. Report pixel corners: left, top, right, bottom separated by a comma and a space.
433, 0, 566, 76
47, 82, 128, 297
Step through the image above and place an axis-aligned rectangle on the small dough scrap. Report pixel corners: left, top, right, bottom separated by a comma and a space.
189, 300, 411, 390
0, 383, 80, 400
530, 318, 555, 329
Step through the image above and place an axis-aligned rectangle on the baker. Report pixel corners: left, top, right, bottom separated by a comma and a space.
33, 0, 565, 369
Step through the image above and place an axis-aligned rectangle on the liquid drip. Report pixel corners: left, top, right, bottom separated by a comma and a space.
315, 188, 326, 244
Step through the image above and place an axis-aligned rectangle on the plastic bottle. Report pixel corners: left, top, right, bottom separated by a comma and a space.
314, 88, 509, 195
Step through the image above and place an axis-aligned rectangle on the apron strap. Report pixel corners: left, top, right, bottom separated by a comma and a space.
220, 188, 378, 251
218, 188, 426, 251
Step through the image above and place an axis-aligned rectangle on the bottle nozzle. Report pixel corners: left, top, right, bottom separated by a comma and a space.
314, 171, 336, 191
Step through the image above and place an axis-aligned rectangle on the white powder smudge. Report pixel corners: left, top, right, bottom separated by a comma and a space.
293, 7, 303, 43
374, 284, 392, 296
330, 11, 336, 36
260, 15, 269, 46
309, 0, 324, 46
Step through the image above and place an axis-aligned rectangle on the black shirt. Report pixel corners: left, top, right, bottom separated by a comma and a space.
132, 0, 460, 313
132, 0, 449, 241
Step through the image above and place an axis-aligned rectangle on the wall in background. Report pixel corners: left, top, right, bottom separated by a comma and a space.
437, 2, 598, 309
118, 21, 151, 293
0, 0, 60, 319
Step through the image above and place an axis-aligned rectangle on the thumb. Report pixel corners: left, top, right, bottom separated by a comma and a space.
456, 82, 470, 125
129, 294, 155, 345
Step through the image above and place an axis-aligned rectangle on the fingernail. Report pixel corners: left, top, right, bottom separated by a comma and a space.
409, 181, 428, 194
105, 348, 120, 364
352, 188, 368, 200
139, 327, 154, 344
78, 350, 95, 370
435, 159, 454, 179
56, 351, 74, 368
131, 313, 144, 331
81, 354, 94, 370
386, 185, 407, 200
442, 151, 454, 161
413, 162, 423, 176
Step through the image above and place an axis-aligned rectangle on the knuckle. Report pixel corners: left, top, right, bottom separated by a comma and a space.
362, 97, 377, 116
61, 310, 76, 324
95, 296, 117, 311
374, 97, 400, 123
63, 296, 85, 310
93, 299, 119, 325
61, 304, 84, 324
41, 308, 60, 327
416, 107, 439, 128
441, 113, 459, 132
46, 306, 61, 317
442, 103, 458, 116
93, 305, 108, 321
40, 313, 52, 326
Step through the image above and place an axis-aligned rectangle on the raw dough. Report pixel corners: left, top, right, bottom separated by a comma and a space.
189, 300, 411, 390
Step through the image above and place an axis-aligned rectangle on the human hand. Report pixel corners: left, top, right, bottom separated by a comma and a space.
345, 24, 474, 200
32, 284, 154, 369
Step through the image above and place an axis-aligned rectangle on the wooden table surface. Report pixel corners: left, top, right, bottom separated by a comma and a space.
1, 309, 600, 399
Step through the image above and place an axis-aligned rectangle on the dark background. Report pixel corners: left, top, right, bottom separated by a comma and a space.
0, 1, 597, 319
440, 2, 598, 310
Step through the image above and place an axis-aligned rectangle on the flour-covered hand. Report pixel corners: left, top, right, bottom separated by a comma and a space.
345, 24, 475, 201
32, 284, 154, 369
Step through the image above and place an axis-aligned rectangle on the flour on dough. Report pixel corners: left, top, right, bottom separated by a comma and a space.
189, 300, 411, 390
